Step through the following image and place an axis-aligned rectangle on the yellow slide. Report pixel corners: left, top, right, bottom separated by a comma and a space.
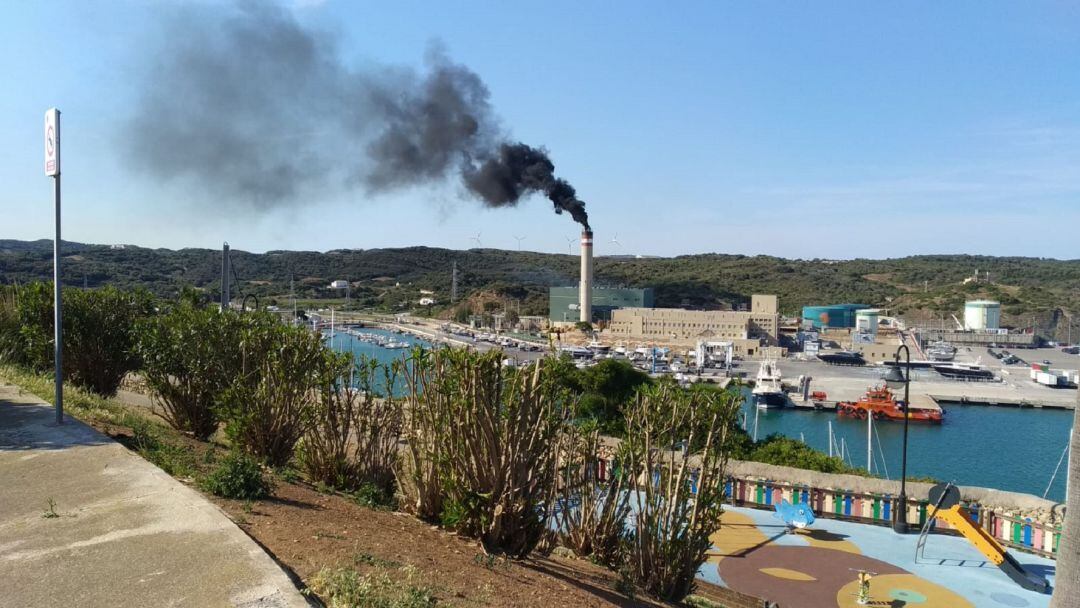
930, 503, 1049, 593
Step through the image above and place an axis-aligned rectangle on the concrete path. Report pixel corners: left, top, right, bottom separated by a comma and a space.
0, 384, 311, 608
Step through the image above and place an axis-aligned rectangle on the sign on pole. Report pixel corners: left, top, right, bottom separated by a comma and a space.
45, 108, 63, 425
45, 108, 60, 176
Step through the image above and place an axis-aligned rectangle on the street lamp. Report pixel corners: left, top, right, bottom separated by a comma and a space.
884, 345, 911, 534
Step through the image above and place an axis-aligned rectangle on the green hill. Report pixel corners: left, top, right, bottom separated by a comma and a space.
2, 240, 1078, 339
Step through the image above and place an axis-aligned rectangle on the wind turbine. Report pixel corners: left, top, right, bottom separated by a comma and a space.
469, 232, 482, 248
564, 235, 575, 254
611, 233, 622, 251
513, 235, 525, 251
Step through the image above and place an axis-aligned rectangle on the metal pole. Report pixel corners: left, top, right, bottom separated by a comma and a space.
867, 406, 873, 473
894, 344, 911, 534
828, 421, 833, 458
53, 173, 63, 425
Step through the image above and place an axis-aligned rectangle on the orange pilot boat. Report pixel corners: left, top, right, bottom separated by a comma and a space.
836, 385, 943, 424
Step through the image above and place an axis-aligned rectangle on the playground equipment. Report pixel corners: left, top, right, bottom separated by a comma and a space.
773, 499, 815, 533
849, 569, 875, 605
916, 483, 1050, 594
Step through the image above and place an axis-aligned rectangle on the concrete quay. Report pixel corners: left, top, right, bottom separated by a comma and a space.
780, 359, 1077, 411
0, 385, 311, 608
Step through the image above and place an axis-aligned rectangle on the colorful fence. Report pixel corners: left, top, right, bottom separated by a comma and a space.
721, 476, 1061, 559
592, 460, 1061, 559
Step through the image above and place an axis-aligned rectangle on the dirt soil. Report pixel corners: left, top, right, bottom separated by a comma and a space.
83, 395, 735, 608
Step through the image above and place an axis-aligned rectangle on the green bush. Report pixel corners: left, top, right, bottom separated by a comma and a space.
0, 287, 21, 364
218, 314, 327, 466
200, 451, 273, 500
12, 283, 153, 396
136, 304, 244, 440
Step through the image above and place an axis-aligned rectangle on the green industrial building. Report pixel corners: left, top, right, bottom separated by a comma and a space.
801, 303, 871, 329
549, 287, 654, 322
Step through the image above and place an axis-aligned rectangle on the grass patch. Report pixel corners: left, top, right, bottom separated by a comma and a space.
308, 563, 437, 608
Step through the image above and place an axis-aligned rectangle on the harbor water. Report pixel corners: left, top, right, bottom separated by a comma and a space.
740, 391, 1073, 502
326, 327, 432, 396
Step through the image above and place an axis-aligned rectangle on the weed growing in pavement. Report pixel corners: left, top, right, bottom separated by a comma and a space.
199, 451, 273, 500
42, 497, 59, 519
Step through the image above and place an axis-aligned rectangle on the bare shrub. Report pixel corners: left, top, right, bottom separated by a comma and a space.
399, 348, 565, 557
620, 382, 740, 602
301, 354, 402, 495
553, 420, 630, 566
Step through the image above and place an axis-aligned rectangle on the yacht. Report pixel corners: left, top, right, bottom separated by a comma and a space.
752, 359, 787, 408
926, 341, 957, 362
817, 350, 866, 366
932, 361, 995, 381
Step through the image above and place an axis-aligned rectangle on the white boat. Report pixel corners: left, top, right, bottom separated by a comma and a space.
752, 359, 786, 408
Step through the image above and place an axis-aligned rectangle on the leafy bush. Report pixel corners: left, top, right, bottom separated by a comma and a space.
747, 434, 865, 475
399, 348, 566, 557
0, 287, 21, 364
136, 304, 244, 440
218, 314, 327, 466
12, 283, 153, 396
300, 354, 402, 495
200, 451, 273, 500
620, 381, 741, 602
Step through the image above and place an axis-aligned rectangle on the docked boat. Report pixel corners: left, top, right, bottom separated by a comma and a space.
817, 350, 866, 366
926, 341, 957, 362
752, 359, 787, 408
836, 385, 943, 423
932, 362, 995, 381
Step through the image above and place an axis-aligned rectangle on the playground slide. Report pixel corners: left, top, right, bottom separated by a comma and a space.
934, 505, 1050, 594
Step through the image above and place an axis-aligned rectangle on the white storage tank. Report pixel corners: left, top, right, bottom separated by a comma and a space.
964, 300, 1001, 331
855, 308, 880, 336
329, 279, 348, 290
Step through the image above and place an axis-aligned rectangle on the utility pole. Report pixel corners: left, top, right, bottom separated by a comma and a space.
451, 260, 458, 304
45, 108, 63, 425
221, 242, 231, 310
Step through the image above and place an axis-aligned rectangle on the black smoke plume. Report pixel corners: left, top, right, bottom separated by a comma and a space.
122, 3, 589, 229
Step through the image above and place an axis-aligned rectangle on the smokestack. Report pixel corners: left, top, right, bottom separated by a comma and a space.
580, 230, 593, 323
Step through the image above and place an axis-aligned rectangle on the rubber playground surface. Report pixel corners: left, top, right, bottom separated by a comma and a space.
698, 506, 1057, 608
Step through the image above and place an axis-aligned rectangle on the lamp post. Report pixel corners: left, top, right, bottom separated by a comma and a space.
884, 345, 911, 534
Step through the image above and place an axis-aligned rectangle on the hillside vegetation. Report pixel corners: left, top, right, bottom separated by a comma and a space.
2, 239, 1078, 337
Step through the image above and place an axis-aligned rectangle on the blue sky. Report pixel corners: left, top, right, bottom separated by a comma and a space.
2, 1, 1078, 259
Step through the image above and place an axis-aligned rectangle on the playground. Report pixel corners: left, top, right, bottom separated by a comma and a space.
699, 505, 1057, 608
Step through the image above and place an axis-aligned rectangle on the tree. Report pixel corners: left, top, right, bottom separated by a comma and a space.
1050, 387, 1080, 607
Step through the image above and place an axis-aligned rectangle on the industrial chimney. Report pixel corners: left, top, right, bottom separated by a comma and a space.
579, 229, 593, 323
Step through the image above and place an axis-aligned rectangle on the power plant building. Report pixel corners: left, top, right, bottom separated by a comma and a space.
549, 287, 654, 322
606, 294, 781, 358
802, 304, 871, 329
